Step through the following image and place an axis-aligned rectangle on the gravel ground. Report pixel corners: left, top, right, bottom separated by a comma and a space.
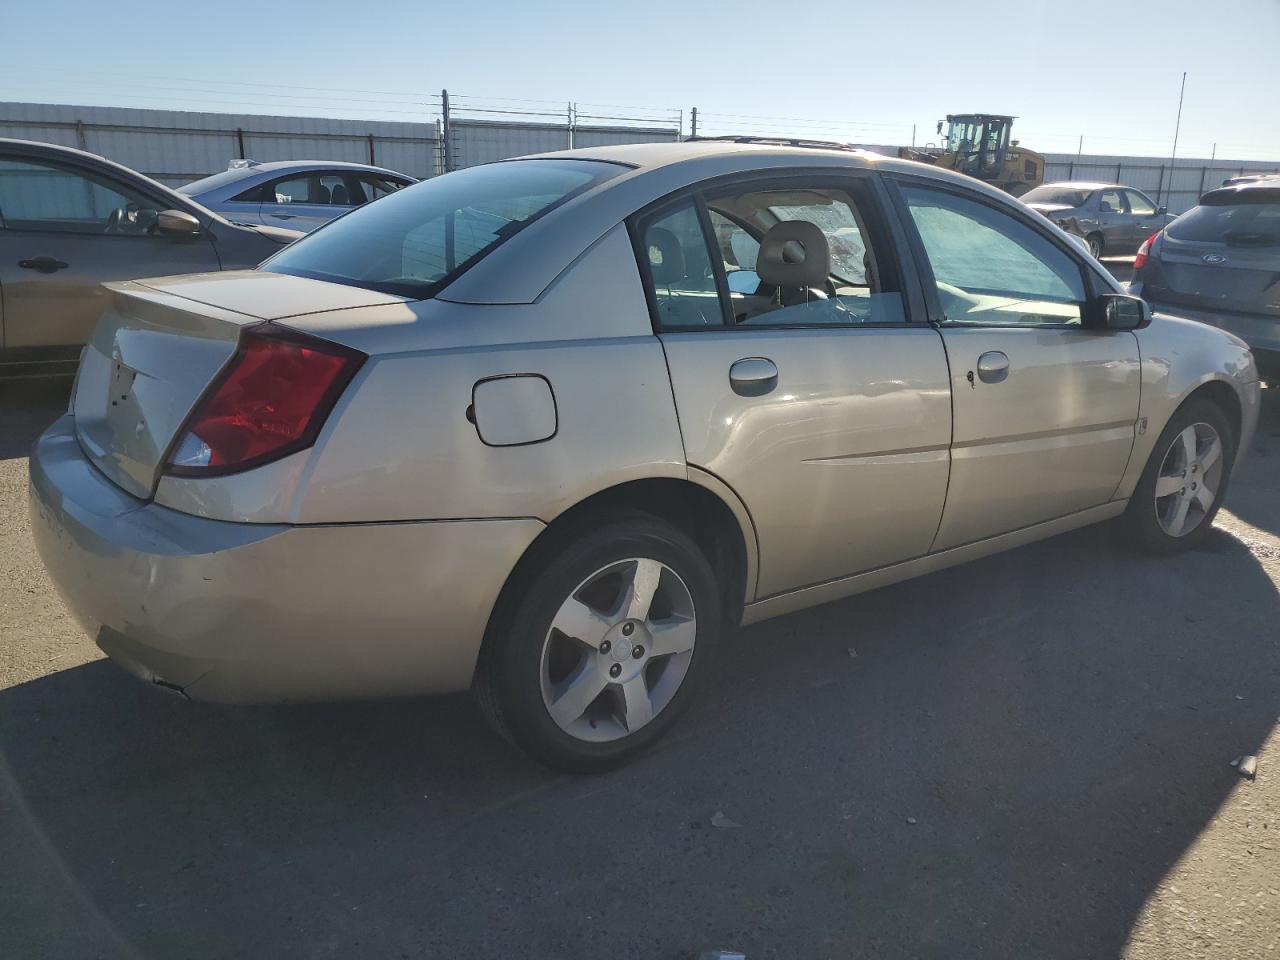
2, 371, 1277, 960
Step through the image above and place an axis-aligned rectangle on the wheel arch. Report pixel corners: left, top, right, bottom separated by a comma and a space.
1117, 372, 1246, 501
480, 475, 758, 682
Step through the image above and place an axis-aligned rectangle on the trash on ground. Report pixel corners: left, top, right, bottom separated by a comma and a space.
847, 647, 858, 659
1230, 755, 1258, 780
906, 816, 918, 825
710, 811, 741, 829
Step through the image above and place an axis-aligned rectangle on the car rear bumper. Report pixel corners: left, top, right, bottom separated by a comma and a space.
29, 416, 543, 704
1145, 299, 1280, 374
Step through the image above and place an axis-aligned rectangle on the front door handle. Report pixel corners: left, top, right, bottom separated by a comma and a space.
976, 351, 1010, 384
729, 357, 778, 397
18, 256, 69, 273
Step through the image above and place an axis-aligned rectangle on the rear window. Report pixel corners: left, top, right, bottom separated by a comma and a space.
1167, 199, 1280, 247
1021, 186, 1090, 207
264, 159, 621, 298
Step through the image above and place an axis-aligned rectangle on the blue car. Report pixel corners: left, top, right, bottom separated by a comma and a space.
178, 159, 416, 233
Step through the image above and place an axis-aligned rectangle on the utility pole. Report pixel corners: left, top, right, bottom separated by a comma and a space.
690, 107, 698, 138
568, 102, 575, 150
1075, 134, 1084, 164
911, 124, 916, 148
440, 88, 452, 173
1166, 71, 1188, 208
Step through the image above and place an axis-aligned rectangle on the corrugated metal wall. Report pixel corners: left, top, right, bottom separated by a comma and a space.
4, 102, 1276, 213
0, 101, 441, 185
446, 119, 678, 169
1044, 153, 1280, 215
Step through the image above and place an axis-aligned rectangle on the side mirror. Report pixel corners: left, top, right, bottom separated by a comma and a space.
1157, 206, 1168, 216
1090, 293, 1151, 331
936, 121, 943, 135
156, 209, 202, 237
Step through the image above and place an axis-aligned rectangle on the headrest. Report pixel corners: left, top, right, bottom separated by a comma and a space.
757, 220, 830, 288
647, 227, 685, 285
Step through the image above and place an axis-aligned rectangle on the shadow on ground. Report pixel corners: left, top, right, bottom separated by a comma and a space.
1224, 384, 1280, 539
3, 516, 1278, 958
0, 379, 70, 460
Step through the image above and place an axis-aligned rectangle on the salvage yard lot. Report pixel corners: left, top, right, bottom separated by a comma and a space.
2, 375, 1279, 959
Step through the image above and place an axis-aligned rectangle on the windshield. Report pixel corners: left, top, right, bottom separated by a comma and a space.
1167, 200, 1280, 246
177, 167, 257, 196
264, 159, 620, 297
1022, 186, 1091, 207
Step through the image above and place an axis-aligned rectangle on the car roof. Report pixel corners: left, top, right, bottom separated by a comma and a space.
1036, 181, 1114, 191
236, 159, 411, 177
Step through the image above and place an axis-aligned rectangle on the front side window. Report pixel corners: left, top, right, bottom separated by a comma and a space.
902, 184, 1086, 326
266, 158, 619, 298
0, 157, 163, 236
1124, 190, 1156, 216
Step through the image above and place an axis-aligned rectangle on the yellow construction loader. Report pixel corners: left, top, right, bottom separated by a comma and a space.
898, 114, 1044, 196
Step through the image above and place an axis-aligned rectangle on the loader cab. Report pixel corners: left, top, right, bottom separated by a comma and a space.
939, 114, 1014, 179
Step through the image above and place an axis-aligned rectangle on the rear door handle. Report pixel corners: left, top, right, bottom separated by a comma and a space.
976, 351, 1010, 384
729, 357, 778, 396
18, 256, 69, 273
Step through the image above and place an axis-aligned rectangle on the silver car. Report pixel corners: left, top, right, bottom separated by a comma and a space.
30, 142, 1261, 771
178, 159, 415, 233
1023, 181, 1175, 258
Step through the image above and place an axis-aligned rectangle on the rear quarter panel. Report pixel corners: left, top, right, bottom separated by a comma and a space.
153, 224, 691, 524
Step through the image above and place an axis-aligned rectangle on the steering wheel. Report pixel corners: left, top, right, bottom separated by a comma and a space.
104, 207, 126, 234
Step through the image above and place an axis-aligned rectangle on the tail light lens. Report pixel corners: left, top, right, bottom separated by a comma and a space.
166, 325, 364, 477
1134, 230, 1162, 272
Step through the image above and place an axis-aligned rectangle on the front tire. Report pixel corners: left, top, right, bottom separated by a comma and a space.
474, 514, 721, 772
1122, 399, 1234, 554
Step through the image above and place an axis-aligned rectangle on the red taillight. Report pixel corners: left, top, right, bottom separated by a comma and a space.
167, 325, 364, 477
1134, 230, 1162, 272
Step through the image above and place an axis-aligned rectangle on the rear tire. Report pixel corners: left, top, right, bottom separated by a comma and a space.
1121, 399, 1235, 554
474, 513, 721, 773
1086, 232, 1104, 258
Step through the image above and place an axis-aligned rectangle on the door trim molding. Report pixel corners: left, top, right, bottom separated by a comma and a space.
741, 499, 1126, 625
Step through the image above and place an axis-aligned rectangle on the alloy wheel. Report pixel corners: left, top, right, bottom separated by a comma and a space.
1153, 422, 1224, 537
539, 557, 697, 742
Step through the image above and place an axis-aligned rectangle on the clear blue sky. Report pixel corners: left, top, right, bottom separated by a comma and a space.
3, 0, 1279, 160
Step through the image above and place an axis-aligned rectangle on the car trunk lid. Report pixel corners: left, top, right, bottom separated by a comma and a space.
73, 272, 404, 499
1150, 236, 1280, 317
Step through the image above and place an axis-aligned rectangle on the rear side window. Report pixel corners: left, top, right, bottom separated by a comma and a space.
902, 184, 1086, 326
265, 159, 620, 298
641, 202, 722, 328
1167, 201, 1280, 247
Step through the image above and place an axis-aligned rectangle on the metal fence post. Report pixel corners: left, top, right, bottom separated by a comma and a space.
441, 88, 453, 173
367, 133, 375, 165
567, 102, 575, 150
690, 107, 698, 138
1155, 165, 1165, 207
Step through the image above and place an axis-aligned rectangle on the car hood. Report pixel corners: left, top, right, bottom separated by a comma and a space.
134, 270, 409, 321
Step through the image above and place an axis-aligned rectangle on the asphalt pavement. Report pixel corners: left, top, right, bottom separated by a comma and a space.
2, 367, 1278, 959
